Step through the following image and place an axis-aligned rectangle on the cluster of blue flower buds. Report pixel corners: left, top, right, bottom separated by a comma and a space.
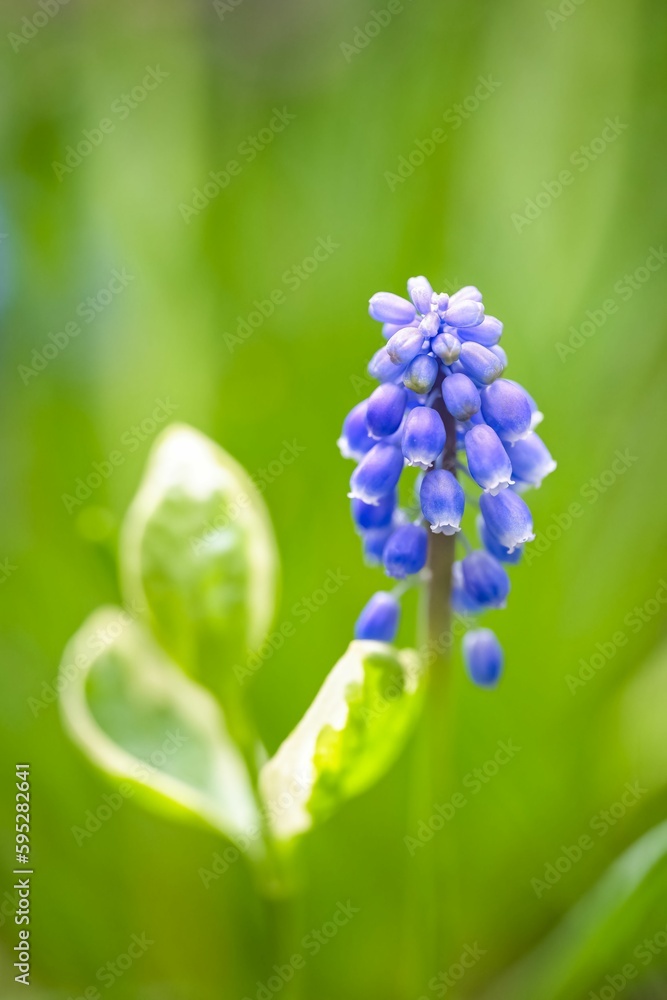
339, 276, 555, 687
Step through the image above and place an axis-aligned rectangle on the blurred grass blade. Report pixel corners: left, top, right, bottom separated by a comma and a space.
59, 607, 262, 853
120, 423, 279, 697
260, 640, 424, 841
481, 820, 667, 1000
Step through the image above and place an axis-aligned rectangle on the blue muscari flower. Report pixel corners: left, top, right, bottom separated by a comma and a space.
352, 492, 396, 531
480, 378, 532, 442
383, 523, 428, 579
458, 315, 503, 347
366, 383, 406, 439
489, 344, 507, 369
338, 401, 374, 461
506, 379, 543, 430
369, 291, 416, 325
459, 342, 504, 385
464, 424, 514, 495
402, 405, 446, 470
382, 319, 417, 340
403, 353, 439, 393
346, 276, 554, 686
420, 469, 464, 535
386, 326, 425, 366
449, 285, 482, 303
479, 489, 535, 553
361, 525, 395, 565
349, 442, 404, 505
442, 372, 481, 421
451, 561, 485, 614
432, 331, 461, 364
419, 311, 440, 339
505, 432, 556, 489
477, 513, 523, 564
444, 298, 485, 328
407, 275, 434, 314
368, 345, 408, 382
354, 590, 400, 642
463, 629, 503, 687
461, 550, 510, 608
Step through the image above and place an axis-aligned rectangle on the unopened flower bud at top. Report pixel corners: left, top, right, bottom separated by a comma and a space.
459, 342, 504, 385
449, 285, 483, 304
386, 327, 425, 366
369, 291, 416, 325
368, 346, 408, 382
407, 275, 434, 314
403, 353, 439, 394
458, 315, 502, 347
432, 332, 461, 365
445, 299, 485, 328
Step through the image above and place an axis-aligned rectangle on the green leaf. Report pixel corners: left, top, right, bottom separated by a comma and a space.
260, 640, 424, 840
120, 423, 279, 695
481, 820, 667, 1000
59, 606, 262, 852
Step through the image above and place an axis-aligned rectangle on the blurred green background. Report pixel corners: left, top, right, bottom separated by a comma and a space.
1, 0, 667, 997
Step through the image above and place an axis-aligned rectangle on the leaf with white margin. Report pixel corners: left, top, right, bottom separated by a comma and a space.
59, 606, 262, 853
120, 423, 279, 696
259, 640, 424, 841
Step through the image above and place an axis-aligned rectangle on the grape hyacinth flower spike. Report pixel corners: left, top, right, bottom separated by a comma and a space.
339, 274, 556, 686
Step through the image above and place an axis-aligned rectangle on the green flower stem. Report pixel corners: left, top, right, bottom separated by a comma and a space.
404, 389, 457, 993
